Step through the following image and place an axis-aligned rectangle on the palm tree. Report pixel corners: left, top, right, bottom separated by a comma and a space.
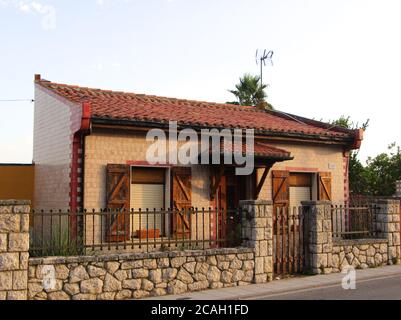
229, 74, 272, 109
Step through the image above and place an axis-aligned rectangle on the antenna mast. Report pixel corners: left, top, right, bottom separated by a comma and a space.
256, 49, 274, 87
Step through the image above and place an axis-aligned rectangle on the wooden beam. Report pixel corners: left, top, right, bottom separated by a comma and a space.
255, 163, 273, 200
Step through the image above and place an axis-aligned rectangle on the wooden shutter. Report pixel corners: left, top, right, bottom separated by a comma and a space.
272, 170, 290, 207
272, 170, 290, 235
318, 172, 332, 201
106, 164, 130, 242
171, 167, 192, 238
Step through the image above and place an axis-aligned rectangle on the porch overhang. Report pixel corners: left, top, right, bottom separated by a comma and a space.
208, 142, 293, 201
206, 141, 293, 166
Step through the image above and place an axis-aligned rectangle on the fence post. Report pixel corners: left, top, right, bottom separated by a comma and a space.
372, 199, 401, 265
302, 201, 333, 275
239, 200, 273, 284
0, 200, 30, 300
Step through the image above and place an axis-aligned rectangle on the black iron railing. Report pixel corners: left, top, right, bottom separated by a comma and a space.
331, 205, 377, 240
29, 208, 244, 257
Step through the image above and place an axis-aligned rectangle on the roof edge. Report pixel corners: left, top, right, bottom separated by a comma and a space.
90, 117, 356, 145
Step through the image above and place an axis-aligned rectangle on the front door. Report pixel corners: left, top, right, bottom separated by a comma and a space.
171, 167, 192, 239
214, 175, 227, 243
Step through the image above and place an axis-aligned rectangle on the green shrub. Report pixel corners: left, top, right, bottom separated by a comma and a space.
29, 228, 84, 257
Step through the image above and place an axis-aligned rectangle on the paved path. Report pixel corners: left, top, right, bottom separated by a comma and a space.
146, 265, 401, 300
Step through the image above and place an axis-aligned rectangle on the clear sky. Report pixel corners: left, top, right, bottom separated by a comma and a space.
1, 0, 400, 164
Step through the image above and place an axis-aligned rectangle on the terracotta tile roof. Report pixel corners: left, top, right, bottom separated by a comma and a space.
36, 79, 356, 140
220, 141, 292, 160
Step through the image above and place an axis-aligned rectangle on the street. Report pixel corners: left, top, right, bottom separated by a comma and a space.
257, 274, 401, 300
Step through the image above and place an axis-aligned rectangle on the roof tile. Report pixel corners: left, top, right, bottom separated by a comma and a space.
37, 79, 355, 139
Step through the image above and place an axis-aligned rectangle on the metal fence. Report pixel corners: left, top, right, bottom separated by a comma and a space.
29, 208, 244, 257
331, 205, 377, 240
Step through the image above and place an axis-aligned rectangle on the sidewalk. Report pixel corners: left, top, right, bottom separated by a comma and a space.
146, 265, 401, 300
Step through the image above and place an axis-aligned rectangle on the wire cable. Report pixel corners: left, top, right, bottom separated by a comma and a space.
0, 99, 34, 102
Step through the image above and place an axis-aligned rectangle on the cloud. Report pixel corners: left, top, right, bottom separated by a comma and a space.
1, 0, 57, 30
95, 0, 133, 6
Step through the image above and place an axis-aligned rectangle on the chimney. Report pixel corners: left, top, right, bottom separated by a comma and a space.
34, 74, 41, 81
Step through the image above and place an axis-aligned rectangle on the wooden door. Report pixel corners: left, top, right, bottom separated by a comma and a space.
171, 167, 192, 239
106, 164, 131, 242
214, 175, 227, 210
215, 175, 227, 242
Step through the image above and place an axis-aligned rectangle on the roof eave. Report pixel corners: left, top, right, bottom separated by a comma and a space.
90, 117, 356, 146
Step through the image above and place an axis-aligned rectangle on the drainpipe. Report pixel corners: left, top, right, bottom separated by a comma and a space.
70, 102, 91, 238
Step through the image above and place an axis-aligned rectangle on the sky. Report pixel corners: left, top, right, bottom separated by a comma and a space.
0, 0, 400, 164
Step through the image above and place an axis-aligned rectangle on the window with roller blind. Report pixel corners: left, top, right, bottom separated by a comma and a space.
130, 167, 166, 237
289, 173, 312, 209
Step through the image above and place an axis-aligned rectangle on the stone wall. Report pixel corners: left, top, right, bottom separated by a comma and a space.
239, 200, 273, 283
27, 248, 254, 300
373, 199, 401, 264
0, 200, 30, 300
302, 201, 333, 275
1, 198, 400, 300
332, 239, 388, 272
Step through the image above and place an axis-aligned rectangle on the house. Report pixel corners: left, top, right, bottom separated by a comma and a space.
32, 74, 363, 245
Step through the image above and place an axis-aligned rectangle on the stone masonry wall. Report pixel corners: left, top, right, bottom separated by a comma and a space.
332, 239, 389, 272
0, 200, 30, 300
28, 248, 254, 300
302, 201, 333, 275
239, 200, 273, 284
373, 199, 401, 264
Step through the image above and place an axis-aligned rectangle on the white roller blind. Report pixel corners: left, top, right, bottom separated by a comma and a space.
130, 184, 164, 231
290, 187, 311, 209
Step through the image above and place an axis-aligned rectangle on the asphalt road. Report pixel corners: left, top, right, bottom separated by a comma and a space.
258, 274, 401, 300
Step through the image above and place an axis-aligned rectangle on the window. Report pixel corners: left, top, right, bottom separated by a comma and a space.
130, 167, 166, 237
289, 173, 312, 208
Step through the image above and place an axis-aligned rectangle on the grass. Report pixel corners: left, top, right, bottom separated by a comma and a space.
29, 228, 84, 257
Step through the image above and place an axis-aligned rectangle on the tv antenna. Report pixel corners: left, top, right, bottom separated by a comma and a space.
256, 49, 274, 87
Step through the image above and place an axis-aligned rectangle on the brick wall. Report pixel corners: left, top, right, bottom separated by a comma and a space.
84, 130, 212, 209
33, 85, 82, 211
257, 142, 346, 205
85, 130, 347, 209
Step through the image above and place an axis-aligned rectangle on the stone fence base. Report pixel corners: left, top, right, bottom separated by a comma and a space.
1, 199, 401, 300
0, 200, 30, 300
332, 239, 389, 272
28, 248, 254, 300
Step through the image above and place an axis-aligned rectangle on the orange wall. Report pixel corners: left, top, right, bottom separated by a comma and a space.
0, 165, 35, 204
